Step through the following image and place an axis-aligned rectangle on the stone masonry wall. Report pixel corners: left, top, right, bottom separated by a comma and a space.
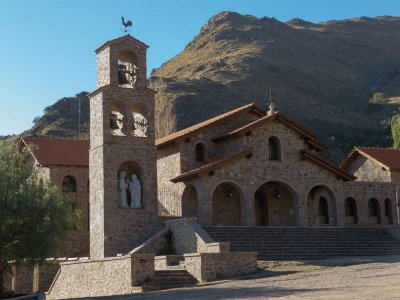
46, 254, 154, 299
156, 109, 264, 217
344, 181, 398, 225
348, 155, 391, 182
184, 252, 257, 282
157, 145, 184, 216
49, 166, 89, 257
181, 120, 346, 227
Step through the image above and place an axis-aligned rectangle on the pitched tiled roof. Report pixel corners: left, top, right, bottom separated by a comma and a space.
301, 150, 356, 181
213, 112, 327, 151
155, 103, 266, 148
340, 147, 400, 171
170, 148, 253, 183
95, 34, 149, 53
21, 137, 89, 167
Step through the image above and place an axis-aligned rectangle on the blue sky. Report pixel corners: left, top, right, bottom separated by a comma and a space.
1, 0, 400, 136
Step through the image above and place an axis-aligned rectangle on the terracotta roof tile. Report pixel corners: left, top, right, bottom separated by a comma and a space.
301, 150, 356, 181
156, 103, 266, 148
171, 148, 253, 183
21, 137, 89, 167
340, 147, 400, 171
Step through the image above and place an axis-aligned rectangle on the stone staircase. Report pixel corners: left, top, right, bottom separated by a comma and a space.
141, 268, 198, 292
204, 226, 400, 260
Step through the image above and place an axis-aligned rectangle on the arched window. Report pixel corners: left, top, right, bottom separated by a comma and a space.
268, 136, 281, 161
195, 143, 205, 162
62, 176, 77, 193
345, 198, 357, 216
368, 198, 379, 217
385, 199, 392, 217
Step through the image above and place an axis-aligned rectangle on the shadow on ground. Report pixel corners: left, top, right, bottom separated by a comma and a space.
77, 286, 333, 300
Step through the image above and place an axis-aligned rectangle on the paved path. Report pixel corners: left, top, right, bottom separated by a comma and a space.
87, 256, 400, 300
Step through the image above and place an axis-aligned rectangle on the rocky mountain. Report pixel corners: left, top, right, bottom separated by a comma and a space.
16, 12, 400, 162
26, 92, 90, 139
151, 11, 400, 161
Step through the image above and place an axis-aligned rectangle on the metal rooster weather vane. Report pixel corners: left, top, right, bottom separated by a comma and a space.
121, 17, 132, 34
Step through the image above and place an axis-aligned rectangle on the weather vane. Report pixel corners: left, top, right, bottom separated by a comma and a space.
121, 17, 132, 34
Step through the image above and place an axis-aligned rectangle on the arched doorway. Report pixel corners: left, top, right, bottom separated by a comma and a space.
384, 198, 393, 225
182, 185, 198, 218
307, 185, 337, 226
254, 181, 298, 226
368, 198, 381, 225
212, 182, 242, 226
344, 198, 358, 225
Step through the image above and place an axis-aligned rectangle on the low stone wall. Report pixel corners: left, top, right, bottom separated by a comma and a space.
131, 218, 230, 255
166, 218, 230, 254
184, 252, 257, 282
46, 254, 154, 299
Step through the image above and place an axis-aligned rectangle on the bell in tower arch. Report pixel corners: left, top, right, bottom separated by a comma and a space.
117, 51, 139, 88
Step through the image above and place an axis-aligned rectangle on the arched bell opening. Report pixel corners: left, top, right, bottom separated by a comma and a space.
110, 101, 127, 136
131, 102, 149, 137
117, 50, 139, 88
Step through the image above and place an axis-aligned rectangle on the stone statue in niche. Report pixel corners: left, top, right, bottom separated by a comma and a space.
118, 63, 138, 86
132, 112, 148, 137
110, 111, 126, 136
119, 171, 129, 208
129, 174, 142, 208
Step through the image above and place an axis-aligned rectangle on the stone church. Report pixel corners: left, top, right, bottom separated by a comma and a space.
7, 33, 400, 297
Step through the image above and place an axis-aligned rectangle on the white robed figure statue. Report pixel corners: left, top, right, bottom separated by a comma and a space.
129, 174, 142, 208
119, 171, 129, 208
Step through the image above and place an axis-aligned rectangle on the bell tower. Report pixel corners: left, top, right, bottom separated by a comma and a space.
89, 35, 160, 259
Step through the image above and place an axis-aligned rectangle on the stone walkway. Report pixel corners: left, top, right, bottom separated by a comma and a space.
85, 256, 400, 300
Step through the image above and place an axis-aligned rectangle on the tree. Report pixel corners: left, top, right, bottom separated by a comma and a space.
0, 142, 78, 296
391, 114, 400, 149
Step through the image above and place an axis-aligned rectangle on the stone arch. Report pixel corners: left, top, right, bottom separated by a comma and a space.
110, 100, 127, 136
195, 143, 206, 162
182, 184, 198, 218
368, 198, 381, 225
132, 102, 148, 137
117, 50, 139, 87
254, 181, 299, 226
384, 198, 393, 225
118, 161, 142, 208
344, 197, 358, 225
212, 182, 243, 226
307, 185, 337, 226
268, 136, 281, 161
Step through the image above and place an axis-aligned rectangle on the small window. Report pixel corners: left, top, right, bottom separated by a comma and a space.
368, 198, 379, 217
195, 143, 205, 162
268, 136, 281, 161
62, 176, 77, 193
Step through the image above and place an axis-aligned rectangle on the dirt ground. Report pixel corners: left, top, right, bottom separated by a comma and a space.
86, 256, 400, 300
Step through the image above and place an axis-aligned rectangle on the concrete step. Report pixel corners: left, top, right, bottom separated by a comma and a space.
204, 226, 400, 260
141, 269, 198, 292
